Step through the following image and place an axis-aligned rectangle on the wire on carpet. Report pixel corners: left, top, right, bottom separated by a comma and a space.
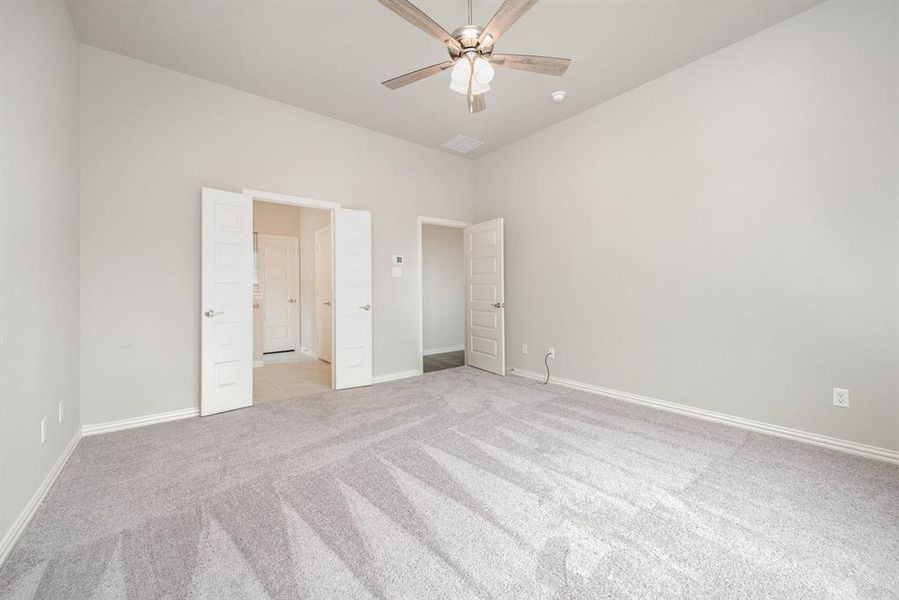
540, 351, 552, 385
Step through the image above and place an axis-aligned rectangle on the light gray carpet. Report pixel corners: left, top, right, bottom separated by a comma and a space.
1, 367, 897, 599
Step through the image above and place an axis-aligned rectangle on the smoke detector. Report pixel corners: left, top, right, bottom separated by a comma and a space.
551, 90, 567, 103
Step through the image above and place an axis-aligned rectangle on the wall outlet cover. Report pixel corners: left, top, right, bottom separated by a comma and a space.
833, 388, 849, 408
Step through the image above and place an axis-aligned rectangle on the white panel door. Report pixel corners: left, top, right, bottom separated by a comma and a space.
314, 226, 333, 363
201, 188, 253, 416
258, 235, 299, 354
464, 218, 505, 375
333, 208, 372, 389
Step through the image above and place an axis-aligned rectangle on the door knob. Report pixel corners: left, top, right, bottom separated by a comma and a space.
360, 304, 371, 311
493, 302, 505, 309
204, 309, 224, 318
324, 301, 331, 306
288, 299, 297, 304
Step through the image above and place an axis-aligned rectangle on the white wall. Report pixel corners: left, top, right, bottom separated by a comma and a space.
474, 0, 899, 451
0, 1, 81, 548
299, 207, 330, 354
79, 45, 475, 425
422, 224, 464, 353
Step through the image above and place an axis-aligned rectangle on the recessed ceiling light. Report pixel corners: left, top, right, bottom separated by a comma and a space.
551, 91, 567, 103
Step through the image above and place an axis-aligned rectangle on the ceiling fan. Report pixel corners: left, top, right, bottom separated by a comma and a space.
378, 0, 571, 114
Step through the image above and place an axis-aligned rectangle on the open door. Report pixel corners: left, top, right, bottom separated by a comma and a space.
201, 188, 253, 416
334, 208, 372, 389
464, 218, 505, 375
314, 226, 333, 363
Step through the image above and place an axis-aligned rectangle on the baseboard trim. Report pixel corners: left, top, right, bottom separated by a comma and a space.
81, 407, 199, 437
373, 369, 421, 384
510, 368, 899, 465
423, 345, 465, 356
0, 430, 81, 566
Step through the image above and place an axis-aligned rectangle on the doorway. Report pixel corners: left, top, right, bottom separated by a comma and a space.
417, 215, 506, 377
252, 199, 332, 403
420, 221, 466, 373
200, 187, 373, 417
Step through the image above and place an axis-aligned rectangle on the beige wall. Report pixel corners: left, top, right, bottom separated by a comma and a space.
422, 225, 464, 353
253, 200, 300, 238
79, 45, 475, 425
0, 1, 81, 546
474, 0, 899, 450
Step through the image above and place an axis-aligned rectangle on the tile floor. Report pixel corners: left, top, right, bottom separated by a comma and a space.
253, 352, 331, 403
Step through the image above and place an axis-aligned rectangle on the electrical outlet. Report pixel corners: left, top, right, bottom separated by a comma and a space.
40, 418, 46, 444
521, 344, 528, 355
547, 347, 555, 359
58, 402, 64, 423
833, 388, 849, 408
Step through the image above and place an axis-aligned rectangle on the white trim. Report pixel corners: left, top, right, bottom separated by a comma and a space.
81, 408, 199, 437
417, 215, 471, 375
510, 368, 899, 465
373, 369, 421, 384
419, 216, 472, 228
243, 188, 340, 210
423, 345, 465, 356
0, 430, 81, 566
253, 360, 265, 368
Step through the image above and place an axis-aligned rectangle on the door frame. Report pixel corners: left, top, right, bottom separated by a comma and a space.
246, 188, 339, 391
416, 216, 472, 375
256, 233, 300, 355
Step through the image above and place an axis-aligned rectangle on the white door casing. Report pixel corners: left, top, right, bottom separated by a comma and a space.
314, 226, 333, 363
464, 218, 505, 376
333, 208, 372, 389
258, 235, 299, 354
201, 188, 254, 416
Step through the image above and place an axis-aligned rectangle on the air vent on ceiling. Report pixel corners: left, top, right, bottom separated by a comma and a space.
442, 134, 484, 154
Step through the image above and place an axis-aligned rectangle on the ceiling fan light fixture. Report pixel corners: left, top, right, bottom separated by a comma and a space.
473, 57, 495, 85
450, 58, 471, 84
449, 78, 489, 95
377, 0, 571, 114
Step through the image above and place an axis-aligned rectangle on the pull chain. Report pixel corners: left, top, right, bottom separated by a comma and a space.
467, 0, 472, 25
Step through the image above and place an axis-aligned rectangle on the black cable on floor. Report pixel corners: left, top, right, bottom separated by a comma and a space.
540, 351, 551, 385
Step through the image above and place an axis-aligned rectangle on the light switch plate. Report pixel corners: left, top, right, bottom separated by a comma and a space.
392, 266, 402, 278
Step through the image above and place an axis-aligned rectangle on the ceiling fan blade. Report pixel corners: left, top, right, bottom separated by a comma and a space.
378, 0, 461, 51
469, 93, 486, 114
489, 53, 571, 76
478, 0, 538, 47
382, 61, 454, 90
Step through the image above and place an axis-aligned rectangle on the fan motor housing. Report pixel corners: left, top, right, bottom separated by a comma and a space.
449, 25, 493, 59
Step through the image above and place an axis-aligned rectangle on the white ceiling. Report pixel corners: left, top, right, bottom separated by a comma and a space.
67, 0, 820, 158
